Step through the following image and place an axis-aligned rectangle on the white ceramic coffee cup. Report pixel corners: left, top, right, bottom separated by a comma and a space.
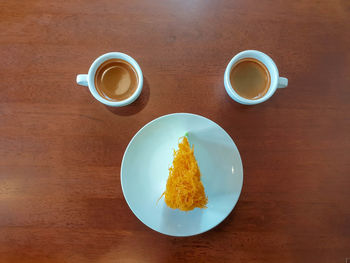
224, 50, 288, 105
76, 52, 143, 107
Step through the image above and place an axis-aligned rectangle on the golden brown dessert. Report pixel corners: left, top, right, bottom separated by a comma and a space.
160, 137, 207, 211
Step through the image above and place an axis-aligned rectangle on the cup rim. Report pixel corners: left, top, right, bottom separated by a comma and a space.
87, 52, 143, 107
224, 50, 279, 105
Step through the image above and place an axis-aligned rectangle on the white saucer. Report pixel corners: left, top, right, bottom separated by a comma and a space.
121, 113, 243, 236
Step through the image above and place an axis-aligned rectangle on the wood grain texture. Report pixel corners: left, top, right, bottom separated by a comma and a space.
0, 0, 349, 262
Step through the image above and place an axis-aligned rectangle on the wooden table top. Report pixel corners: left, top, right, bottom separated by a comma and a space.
1, 0, 349, 262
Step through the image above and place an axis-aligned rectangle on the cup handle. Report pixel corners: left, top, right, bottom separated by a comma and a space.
278, 77, 288, 88
76, 74, 88, 86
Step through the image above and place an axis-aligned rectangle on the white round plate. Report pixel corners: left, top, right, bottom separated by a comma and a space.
121, 113, 243, 236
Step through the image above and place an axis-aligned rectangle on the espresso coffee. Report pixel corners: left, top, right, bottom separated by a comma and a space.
95, 59, 138, 101
229, 58, 270, 100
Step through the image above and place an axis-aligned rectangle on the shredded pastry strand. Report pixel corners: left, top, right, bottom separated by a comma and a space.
161, 137, 207, 211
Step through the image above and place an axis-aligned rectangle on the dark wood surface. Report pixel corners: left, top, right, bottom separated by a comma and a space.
1, 0, 349, 262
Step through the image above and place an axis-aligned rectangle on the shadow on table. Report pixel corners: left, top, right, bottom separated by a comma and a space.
105, 77, 150, 116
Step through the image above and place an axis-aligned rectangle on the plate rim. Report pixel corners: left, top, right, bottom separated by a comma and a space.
120, 112, 244, 237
